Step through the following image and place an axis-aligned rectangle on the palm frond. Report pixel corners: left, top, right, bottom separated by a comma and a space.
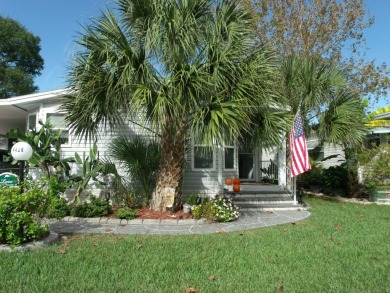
317, 90, 366, 147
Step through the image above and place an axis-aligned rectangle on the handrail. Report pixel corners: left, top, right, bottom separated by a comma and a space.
260, 160, 279, 181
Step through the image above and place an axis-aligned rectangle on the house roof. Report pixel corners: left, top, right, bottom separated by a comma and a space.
366, 105, 390, 134
0, 89, 69, 135
0, 88, 69, 111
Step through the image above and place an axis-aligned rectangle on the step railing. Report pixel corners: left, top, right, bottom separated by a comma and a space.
260, 160, 278, 182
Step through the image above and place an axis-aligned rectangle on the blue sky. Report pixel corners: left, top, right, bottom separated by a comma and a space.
1, 0, 389, 108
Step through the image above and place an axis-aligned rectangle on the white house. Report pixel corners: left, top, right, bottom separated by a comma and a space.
365, 106, 390, 146
0, 89, 289, 196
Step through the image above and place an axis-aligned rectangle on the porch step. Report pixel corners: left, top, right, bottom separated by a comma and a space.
236, 203, 304, 211
233, 197, 295, 205
227, 190, 304, 211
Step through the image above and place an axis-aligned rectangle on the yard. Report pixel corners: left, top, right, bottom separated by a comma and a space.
0, 196, 389, 292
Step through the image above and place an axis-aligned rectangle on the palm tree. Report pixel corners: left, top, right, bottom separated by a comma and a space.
62, 0, 281, 210
108, 135, 160, 203
278, 55, 366, 148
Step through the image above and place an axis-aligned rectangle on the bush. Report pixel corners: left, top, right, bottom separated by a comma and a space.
0, 186, 48, 246
45, 197, 71, 219
71, 196, 110, 218
191, 195, 240, 222
114, 207, 138, 220
185, 194, 201, 205
192, 199, 214, 220
358, 144, 390, 191
322, 164, 349, 196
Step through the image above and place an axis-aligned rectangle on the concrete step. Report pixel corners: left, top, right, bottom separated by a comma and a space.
236, 203, 305, 211
226, 189, 289, 195
231, 193, 292, 200
234, 198, 295, 205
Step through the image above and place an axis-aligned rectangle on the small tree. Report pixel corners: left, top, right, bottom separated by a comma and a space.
7, 120, 74, 180
70, 143, 105, 203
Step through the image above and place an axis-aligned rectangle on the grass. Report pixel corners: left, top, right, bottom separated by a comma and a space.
0, 196, 389, 293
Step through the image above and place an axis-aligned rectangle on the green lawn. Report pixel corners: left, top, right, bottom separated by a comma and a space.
1, 196, 389, 293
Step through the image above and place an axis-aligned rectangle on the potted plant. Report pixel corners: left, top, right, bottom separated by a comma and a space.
358, 144, 390, 202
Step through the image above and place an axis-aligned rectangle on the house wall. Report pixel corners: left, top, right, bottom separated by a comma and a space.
321, 144, 345, 168
26, 99, 291, 197
29, 102, 236, 196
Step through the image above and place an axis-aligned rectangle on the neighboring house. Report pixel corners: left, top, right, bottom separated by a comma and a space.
365, 106, 390, 146
0, 89, 289, 196
306, 135, 346, 168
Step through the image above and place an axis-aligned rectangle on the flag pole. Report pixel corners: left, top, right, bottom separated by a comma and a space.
293, 177, 297, 205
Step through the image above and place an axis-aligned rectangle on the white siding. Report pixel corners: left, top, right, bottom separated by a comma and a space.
321, 144, 345, 168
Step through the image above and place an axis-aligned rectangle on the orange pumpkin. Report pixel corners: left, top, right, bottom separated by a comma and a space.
233, 184, 240, 192
233, 177, 240, 185
225, 178, 232, 185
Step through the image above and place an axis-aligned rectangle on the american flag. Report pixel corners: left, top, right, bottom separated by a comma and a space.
289, 112, 311, 177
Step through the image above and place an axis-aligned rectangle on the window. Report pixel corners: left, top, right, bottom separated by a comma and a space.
27, 113, 37, 131
193, 145, 214, 170
223, 137, 236, 170
224, 147, 235, 169
46, 113, 70, 146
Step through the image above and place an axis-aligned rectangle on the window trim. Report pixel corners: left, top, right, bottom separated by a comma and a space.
44, 112, 72, 148
27, 112, 38, 131
223, 145, 236, 170
192, 138, 216, 171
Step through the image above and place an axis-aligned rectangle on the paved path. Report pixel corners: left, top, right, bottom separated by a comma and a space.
49, 209, 310, 235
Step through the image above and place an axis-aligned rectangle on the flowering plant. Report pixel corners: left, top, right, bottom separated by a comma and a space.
191, 195, 240, 222
212, 195, 240, 222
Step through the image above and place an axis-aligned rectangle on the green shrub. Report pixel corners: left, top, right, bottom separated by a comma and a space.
114, 207, 138, 220
44, 177, 68, 197
322, 164, 349, 196
71, 196, 110, 218
185, 194, 200, 205
0, 186, 48, 246
191, 199, 214, 220
45, 197, 71, 219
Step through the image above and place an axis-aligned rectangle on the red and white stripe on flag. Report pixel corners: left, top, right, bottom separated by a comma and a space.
289, 112, 311, 177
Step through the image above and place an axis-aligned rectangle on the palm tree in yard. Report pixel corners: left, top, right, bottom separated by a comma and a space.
279, 55, 366, 149
62, 0, 282, 210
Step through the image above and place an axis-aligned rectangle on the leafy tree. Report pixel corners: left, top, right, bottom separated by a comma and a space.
243, 0, 390, 103
62, 0, 281, 210
0, 16, 44, 99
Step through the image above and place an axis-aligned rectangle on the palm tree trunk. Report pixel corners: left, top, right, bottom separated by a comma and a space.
150, 119, 186, 211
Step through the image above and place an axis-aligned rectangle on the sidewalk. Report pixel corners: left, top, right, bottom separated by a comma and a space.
49, 209, 310, 235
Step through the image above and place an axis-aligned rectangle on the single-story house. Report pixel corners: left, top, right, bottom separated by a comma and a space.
365, 106, 390, 146
0, 89, 289, 196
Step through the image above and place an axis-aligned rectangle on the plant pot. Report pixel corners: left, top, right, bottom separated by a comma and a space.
183, 204, 192, 214
369, 187, 390, 203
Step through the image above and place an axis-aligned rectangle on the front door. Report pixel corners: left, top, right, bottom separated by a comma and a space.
238, 142, 254, 181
